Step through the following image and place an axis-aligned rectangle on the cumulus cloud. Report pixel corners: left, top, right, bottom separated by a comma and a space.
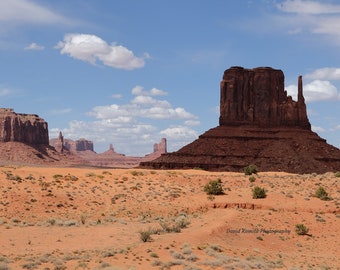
286, 80, 340, 102
89, 86, 197, 121
55, 33, 148, 70
0, 0, 72, 25
52, 86, 199, 155
305, 67, 340, 80
24, 42, 44, 50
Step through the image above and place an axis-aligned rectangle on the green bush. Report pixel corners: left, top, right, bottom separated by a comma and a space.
295, 224, 309, 235
252, 186, 266, 199
315, 187, 330, 200
203, 179, 224, 195
244, 164, 258, 175
249, 176, 256, 182
334, 171, 340, 178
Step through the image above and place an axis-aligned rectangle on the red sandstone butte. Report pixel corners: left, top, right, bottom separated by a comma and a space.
140, 66, 340, 174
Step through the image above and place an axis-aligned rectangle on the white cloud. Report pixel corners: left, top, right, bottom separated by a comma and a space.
184, 120, 200, 126
24, 42, 44, 50
89, 86, 196, 121
0, 0, 72, 25
277, 0, 340, 15
275, 1, 340, 45
305, 67, 340, 80
131, 85, 167, 96
53, 86, 199, 155
286, 80, 340, 102
56, 33, 148, 70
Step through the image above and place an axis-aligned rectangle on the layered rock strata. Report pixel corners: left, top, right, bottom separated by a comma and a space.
0, 108, 49, 144
50, 133, 94, 152
140, 67, 340, 174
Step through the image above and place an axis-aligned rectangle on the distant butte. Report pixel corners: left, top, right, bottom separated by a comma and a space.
140, 66, 340, 174
50, 132, 167, 168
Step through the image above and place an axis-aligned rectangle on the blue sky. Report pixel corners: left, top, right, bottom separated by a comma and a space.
0, 0, 340, 155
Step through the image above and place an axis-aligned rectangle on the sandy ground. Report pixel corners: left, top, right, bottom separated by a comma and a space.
0, 166, 339, 269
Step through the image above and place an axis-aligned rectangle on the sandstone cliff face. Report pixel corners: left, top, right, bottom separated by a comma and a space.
0, 108, 49, 145
219, 67, 310, 129
50, 133, 94, 152
140, 66, 340, 174
153, 138, 167, 153
65, 138, 94, 152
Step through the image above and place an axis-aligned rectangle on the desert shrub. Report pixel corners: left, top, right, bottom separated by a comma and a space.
171, 251, 185, 260
25, 174, 35, 180
295, 224, 309, 235
315, 187, 331, 200
249, 176, 256, 182
160, 222, 181, 233
53, 174, 63, 179
139, 229, 152, 242
63, 220, 79, 227
64, 174, 78, 181
335, 171, 340, 178
204, 178, 224, 195
175, 215, 190, 229
252, 186, 266, 199
150, 253, 159, 258
5, 171, 22, 181
244, 164, 258, 175
46, 218, 56, 226
130, 170, 143, 176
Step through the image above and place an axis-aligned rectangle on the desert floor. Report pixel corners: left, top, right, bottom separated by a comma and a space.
0, 166, 339, 270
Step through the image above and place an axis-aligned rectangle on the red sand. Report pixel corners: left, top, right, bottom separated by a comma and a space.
0, 167, 339, 269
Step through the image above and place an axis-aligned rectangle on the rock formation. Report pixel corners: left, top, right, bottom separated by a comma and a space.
219, 67, 310, 129
140, 67, 340, 174
153, 138, 167, 153
49, 134, 167, 168
50, 133, 94, 152
0, 108, 49, 144
0, 108, 81, 165
54, 131, 65, 153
